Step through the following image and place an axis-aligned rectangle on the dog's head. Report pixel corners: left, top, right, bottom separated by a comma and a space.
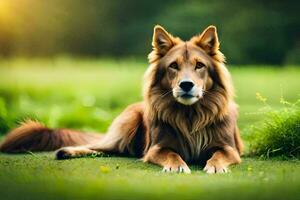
146, 25, 228, 106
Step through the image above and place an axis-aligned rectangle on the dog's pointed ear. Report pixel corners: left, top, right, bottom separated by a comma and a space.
192, 25, 220, 56
152, 25, 175, 55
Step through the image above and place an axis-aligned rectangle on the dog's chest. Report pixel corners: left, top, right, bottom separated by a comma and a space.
183, 129, 212, 161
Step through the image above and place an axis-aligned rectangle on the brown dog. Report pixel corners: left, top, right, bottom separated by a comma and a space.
0, 25, 243, 174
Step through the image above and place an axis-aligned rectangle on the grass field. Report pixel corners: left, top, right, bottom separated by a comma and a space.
0, 59, 300, 200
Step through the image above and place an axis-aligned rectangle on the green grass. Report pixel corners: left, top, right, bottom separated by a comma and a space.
248, 105, 300, 158
0, 153, 300, 200
0, 59, 300, 200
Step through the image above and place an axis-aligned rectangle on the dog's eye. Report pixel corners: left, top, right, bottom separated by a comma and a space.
195, 62, 205, 70
169, 62, 179, 70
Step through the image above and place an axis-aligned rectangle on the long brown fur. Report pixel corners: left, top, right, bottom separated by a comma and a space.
0, 25, 243, 173
0, 120, 102, 153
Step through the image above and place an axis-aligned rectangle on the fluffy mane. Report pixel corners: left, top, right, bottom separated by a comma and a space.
143, 48, 234, 137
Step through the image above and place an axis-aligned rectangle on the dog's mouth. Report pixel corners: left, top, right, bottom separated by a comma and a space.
180, 94, 195, 99
175, 93, 199, 105
172, 87, 203, 106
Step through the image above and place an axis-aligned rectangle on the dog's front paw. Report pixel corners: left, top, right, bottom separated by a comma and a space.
162, 163, 191, 174
203, 161, 228, 174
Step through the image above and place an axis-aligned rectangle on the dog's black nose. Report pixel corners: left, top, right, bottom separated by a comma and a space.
179, 80, 194, 92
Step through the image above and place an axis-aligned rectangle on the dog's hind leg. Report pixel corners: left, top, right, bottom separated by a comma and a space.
56, 102, 148, 159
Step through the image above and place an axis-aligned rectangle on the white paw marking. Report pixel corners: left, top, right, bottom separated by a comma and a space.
162, 165, 191, 174
203, 164, 228, 174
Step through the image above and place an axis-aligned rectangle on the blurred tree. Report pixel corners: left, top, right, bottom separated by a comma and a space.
0, 0, 299, 65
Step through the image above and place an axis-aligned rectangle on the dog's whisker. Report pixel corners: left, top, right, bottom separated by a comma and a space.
159, 90, 172, 98
203, 90, 213, 96
152, 90, 173, 107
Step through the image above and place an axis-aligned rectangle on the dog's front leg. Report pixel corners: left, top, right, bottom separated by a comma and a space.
143, 145, 191, 174
204, 145, 241, 174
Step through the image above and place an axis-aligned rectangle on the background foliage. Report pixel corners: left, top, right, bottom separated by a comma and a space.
0, 0, 299, 64
0, 59, 299, 135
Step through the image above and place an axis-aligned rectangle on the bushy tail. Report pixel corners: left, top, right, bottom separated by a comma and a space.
0, 120, 103, 153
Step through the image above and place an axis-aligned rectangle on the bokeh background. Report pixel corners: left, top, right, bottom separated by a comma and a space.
0, 0, 299, 64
